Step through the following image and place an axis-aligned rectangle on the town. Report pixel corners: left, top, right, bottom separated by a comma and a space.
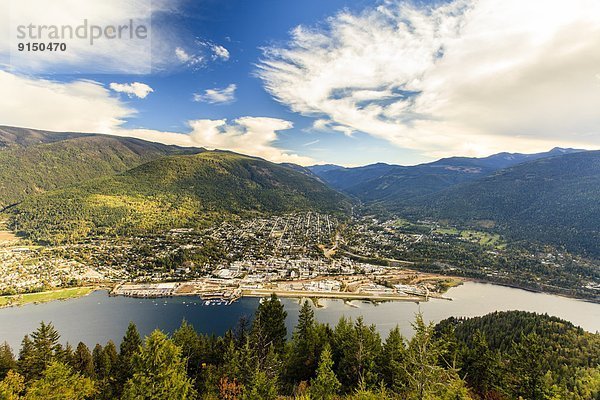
0, 212, 598, 304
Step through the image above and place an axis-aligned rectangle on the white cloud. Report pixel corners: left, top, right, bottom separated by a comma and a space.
0, 70, 310, 164
112, 117, 312, 164
175, 47, 191, 63
109, 82, 154, 99
186, 117, 312, 164
258, 0, 600, 158
211, 45, 230, 61
193, 84, 237, 104
0, 70, 133, 133
175, 46, 205, 68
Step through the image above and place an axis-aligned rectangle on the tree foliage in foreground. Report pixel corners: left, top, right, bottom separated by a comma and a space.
0, 300, 598, 399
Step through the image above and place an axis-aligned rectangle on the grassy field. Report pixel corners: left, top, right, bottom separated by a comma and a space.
392, 218, 412, 227
0, 287, 96, 308
460, 230, 504, 247
434, 226, 460, 235
433, 226, 505, 248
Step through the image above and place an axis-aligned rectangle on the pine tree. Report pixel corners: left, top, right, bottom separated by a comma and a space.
251, 294, 287, 360
0, 370, 25, 399
17, 335, 34, 380
122, 330, 196, 400
403, 313, 449, 400
172, 320, 202, 380
71, 342, 95, 378
506, 332, 551, 400
92, 344, 109, 380
334, 316, 382, 389
285, 300, 319, 384
25, 361, 96, 400
310, 344, 341, 400
462, 330, 500, 397
244, 368, 278, 400
61, 343, 75, 367
380, 326, 407, 392
116, 322, 142, 394
0, 342, 16, 380
21, 322, 62, 380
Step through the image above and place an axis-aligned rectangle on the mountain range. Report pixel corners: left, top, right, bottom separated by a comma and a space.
310, 148, 599, 257
308, 147, 584, 204
0, 125, 598, 257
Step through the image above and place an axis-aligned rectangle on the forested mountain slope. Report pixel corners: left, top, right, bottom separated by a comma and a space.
309, 148, 583, 204
10, 151, 351, 243
407, 151, 600, 256
0, 128, 202, 209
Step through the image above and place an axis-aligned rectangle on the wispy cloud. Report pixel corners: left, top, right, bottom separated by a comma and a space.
109, 82, 154, 99
193, 84, 237, 104
111, 118, 312, 164
211, 45, 230, 61
175, 47, 191, 63
258, 0, 600, 158
303, 139, 320, 147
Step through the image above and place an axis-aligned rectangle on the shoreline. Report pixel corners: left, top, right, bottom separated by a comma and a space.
1, 277, 597, 309
0, 286, 98, 309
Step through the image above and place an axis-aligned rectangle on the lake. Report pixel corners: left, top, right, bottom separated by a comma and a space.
0, 282, 598, 351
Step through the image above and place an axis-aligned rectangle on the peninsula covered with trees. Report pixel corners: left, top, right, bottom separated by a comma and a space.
0, 296, 598, 400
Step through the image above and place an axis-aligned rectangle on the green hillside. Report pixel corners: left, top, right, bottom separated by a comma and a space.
0, 125, 87, 148
407, 151, 600, 257
0, 134, 201, 209
437, 311, 600, 399
9, 151, 351, 243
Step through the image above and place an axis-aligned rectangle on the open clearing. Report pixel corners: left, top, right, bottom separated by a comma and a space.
0, 219, 17, 243
0, 287, 95, 308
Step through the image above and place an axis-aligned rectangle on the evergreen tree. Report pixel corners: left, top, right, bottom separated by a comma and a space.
380, 326, 407, 392
103, 341, 118, 372
172, 320, 203, 381
285, 300, 320, 384
117, 322, 142, 391
0, 370, 25, 400
71, 342, 95, 379
122, 330, 196, 400
461, 330, 500, 397
506, 332, 551, 400
334, 317, 382, 389
403, 314, 451, 400
0, 342, 16, 380
310, 344, 341, 400
17, 336, 34, 380
92, 344, 109, 380
251, 294, 287, 360
61, 343, 75, 367
25, 361, 96, 400
21, 322, 61, 380
233, 316, 251, 348
244, 368, 278, 400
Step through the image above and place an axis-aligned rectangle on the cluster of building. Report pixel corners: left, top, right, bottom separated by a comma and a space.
0, 246, 108, 294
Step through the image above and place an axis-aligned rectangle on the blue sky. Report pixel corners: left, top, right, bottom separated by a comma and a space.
1, 0, 598, 166
105, 0, 420, 166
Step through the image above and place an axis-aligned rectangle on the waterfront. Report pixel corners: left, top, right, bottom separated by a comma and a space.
0, 281, 598, 350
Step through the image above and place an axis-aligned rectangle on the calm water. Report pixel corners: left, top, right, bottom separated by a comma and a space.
0, 282, 598, 350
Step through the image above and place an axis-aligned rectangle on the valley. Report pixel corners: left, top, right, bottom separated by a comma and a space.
0, 127, 598, 307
